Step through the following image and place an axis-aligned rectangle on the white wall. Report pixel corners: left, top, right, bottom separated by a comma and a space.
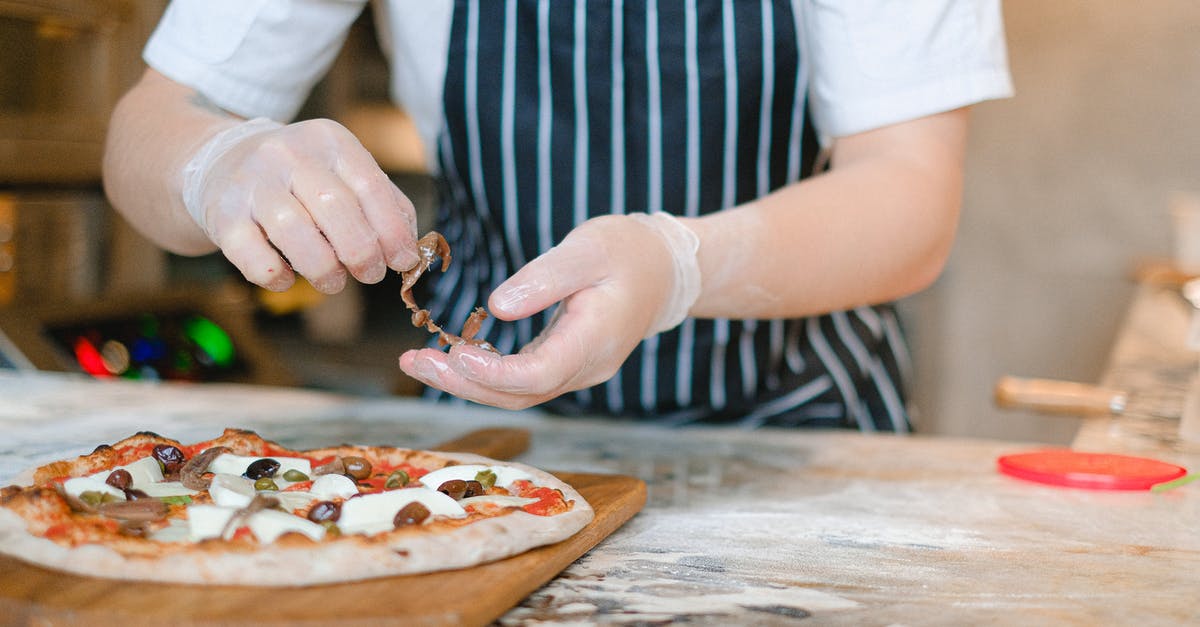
908, 1, 1200, 443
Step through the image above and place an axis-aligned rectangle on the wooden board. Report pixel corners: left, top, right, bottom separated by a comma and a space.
0, 430, 647, 626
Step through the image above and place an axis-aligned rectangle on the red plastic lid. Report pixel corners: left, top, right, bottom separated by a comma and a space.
997, 449, 1187, 491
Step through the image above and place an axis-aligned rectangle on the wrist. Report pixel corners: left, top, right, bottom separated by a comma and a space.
180, 117, 283, 232
627, 212, 702, 337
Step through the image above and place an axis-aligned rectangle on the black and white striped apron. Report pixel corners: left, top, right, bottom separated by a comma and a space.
424, 0, 912, 431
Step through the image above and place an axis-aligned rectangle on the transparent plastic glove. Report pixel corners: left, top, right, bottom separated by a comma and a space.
398, 212, 701, 410
181, 117, 419, 293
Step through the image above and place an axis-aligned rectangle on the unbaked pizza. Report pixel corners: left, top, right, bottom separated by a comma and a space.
0, 429, 593, 586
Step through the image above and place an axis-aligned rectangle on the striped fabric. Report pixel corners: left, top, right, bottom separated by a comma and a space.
426, 0, 912, 431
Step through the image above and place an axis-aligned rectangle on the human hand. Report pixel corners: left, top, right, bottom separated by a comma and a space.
398, 212, 700, 410
181, 117, 420, 293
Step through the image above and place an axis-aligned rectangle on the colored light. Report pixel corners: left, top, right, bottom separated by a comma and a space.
73, 337, 111, 378
100, 339, 130, 375
183, 316, 235, 368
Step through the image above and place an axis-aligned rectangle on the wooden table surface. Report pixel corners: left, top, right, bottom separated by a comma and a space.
1, 284, 1198, 625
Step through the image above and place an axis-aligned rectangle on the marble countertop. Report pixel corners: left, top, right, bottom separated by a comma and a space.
2, 283, 1199, 625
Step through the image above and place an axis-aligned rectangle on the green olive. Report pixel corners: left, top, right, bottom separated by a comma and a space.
282, 469, 309, 482
474, 469, 497, 491
79, 491, 104, 507
319, 520, 340, 536
384, 470, 409, 490
254, 477, 279, 491
100, 491, 121, 504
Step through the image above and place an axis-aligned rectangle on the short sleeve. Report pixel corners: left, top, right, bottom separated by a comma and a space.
802, 0, 1014, 141
143, 0, 368, 122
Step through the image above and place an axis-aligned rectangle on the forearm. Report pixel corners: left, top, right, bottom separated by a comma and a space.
686, 108, 969, 320
102, 69, 243, 256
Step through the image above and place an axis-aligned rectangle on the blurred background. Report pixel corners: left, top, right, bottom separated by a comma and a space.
1, 0, 1195, 444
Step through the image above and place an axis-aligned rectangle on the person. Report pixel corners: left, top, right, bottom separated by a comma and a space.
103, 1, 1013, 431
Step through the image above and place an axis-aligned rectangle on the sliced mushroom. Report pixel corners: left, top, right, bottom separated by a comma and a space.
180, 446, 231, 490
312, 457, 346, 477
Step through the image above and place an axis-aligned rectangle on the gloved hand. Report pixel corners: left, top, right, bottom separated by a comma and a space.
181, 117, 420, 293
398, 212, 701, 410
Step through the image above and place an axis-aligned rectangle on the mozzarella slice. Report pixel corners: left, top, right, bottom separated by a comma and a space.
271, 490, 317, 513
115, 456, 165, 487
459, 495, 539, 509
338, 487, 466, 535
149, 518, 190, 543
418, 464, 533, 490
246, 509, 325, 543
308, 473, 359, 500
209, 474, 255, 509
207, 453, 312, 479
136, 481, 199, 498
63, 475, 125, 501
187, 505, 237, 542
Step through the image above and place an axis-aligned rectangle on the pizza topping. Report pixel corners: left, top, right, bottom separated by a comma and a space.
419, 464, 534, 491
123, 488, 151, 501
312, 457, 345, 476
253, 477, 279, 491
309, 474, 359, 500
247, 509, 325, 544
341, 456, 373, 481
338, 488, 465, 535
96, 498, 167, 522
152, 444, 186, 475
459, 495, 539, 510
63, 475, 125, 502
209, 474, 256, 509
105, 469, 132, 491
179, 446, 231, 490
392, 502, 430, 527
384, 470, 410, 490
282, 469, 310, 482
306, 500, 341, 523
401, 232, 500, 352
436, 480, 467, 500
208, 453, 312, 480
475, 469, 497, 491
463, 480, 485, 498
135, 481, 199, 499
244, 458, 281, 481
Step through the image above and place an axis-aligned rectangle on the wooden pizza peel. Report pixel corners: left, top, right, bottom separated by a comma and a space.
0, 427, 647, 626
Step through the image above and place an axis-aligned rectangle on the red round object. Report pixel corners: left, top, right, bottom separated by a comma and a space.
997, 449, 1186, 491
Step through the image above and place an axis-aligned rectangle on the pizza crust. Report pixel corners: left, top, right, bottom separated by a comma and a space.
0, 443, 594, 586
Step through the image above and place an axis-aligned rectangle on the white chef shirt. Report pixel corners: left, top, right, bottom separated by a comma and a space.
144, 0, 1013, 169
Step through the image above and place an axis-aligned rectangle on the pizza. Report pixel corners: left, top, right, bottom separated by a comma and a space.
0, 428, 593, 586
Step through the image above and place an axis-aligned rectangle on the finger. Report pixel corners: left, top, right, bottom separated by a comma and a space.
251, 185, 347, 294
289, 165, 388, 285
333, 146, 420, 271
214, 218, 296, 292
399, 348, 549, 410
489, 238, 606, 320
446, 299, 619, 394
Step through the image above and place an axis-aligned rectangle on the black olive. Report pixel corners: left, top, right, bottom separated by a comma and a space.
393, 502, 430, 527
244, 458, 281, 480
124, 488, 150, 500
307, 500, 341, 523
106, 469, 133, 490
342, 456, 372, 481
462, 480, 485, 498
437, 479, 467, 500
152, 445, 186, 474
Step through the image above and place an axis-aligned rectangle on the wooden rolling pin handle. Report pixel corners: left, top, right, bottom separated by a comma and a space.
993, 376, 1125, 416
431, 427, 531, 460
